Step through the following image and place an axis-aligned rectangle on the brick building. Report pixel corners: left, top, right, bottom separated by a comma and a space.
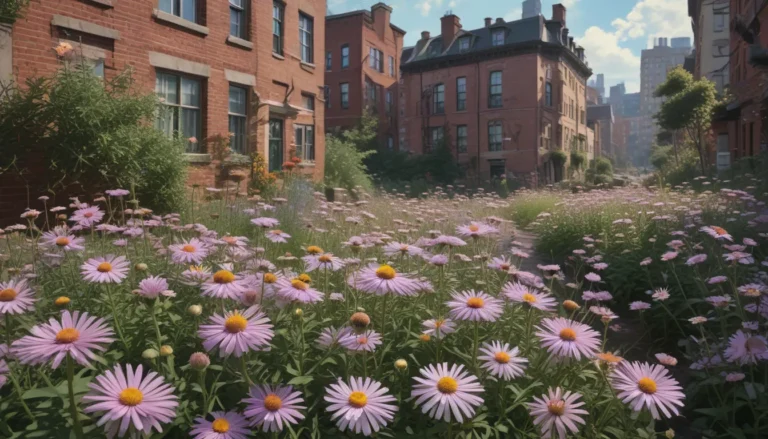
324, 3, 405, 149
399, 5, 591, 185
4, 0, 325, 200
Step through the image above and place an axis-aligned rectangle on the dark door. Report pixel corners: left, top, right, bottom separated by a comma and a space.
269, 119, 284, 172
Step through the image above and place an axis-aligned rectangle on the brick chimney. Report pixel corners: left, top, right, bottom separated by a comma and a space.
441, 13, 461, 49
371, 3, 392, 39
484, 17, 492, 27
552, 3, 566, 26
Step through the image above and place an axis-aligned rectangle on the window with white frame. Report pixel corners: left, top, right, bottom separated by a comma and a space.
155, 72, 202, 153
388, 55, 395, 76
294, 124, 314, 161
299, 13, 313, 63
302, 93, 314, 111
159, 0, 197, 22
369, 47, 383, 72
459, 36, 470, 51
228, 85, 247, 154
489, 71, 502, 108
341, 45, 349, 68
273, 2, 284, 54
492, 29, 504, 46
387, 136, 394, 150
229, 0, 248, 39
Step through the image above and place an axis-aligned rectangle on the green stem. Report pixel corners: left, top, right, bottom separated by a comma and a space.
66, 355, 85, 439
240, 356, 252, 387
472, 321, 480, 373
105, 284, 128, 350
197, 371, 209, 415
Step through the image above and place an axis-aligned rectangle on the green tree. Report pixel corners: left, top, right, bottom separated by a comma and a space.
655, 66, 718, 173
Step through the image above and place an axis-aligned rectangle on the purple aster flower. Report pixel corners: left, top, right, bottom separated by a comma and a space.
446, 290, 504, 322
456, 222, 498, 238
478, 341, 527, 380
724, 251, 754, 265
81, 255, 130, 284
82, 364, 178, 438
685, 254, 707, 265
325, 377, 398, 436
243, 384, 305, 432
611, 361, 684, 420
181, 265, 212, 286
70, 206, 104, 227
724, 330, 768, 364
274, 276, 324, 303
660, 251, 678, 261
738, 283, 766, 296
201, 269, 247, 300
708, 275, 728, 284
411, 363, 484, 422
39, 228, 85, 252
105, 189, 130, 197
198, 306, 274, 358
136, 276, 173, 299
529, 387, 587, 439
303, 253, 345, 272
348, 264, 420, 297
0, 278, 36, 315
317, 326, 353, 350
422, 318, 456, 340
265, 229, 291, 243
700, 225, 733, 241
629, 301, 651, 311
640, 257, 652, 266
382, 242, 423, 258
536, 317, 601, 361
592, 262, 608, 271
487, 256, 514, 272
169, 238, 209, 265
429, 235, 467, 247
502, 282, 556, 312
12, 310, 114, 368
191, 411, 250, 439
339, 330, 382, 353
584, 272, 601, 283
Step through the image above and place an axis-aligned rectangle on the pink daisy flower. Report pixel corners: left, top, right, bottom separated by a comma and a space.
502, 282, 557, 312
487, 256, 514, 272
429, 235, 467, 248
12, 310, 114, 368
0, 278, 36, 315
724, 330, 768, 364
446, 290, 504, 322
136, 276, 173, 299
70, 206, 104, 227
82, 364, 178, 438
348, 264, 420, 297
629, 301, 651, 311
250, 217, 280, 228
584, 272, 601, 283
274, 276, 324, 303
529, 387, 587, 439
478, 341, 528, 380
422, 318, 456, 340
265, 229, 291, 243
700, 225, 733, 241
201, 269, 247, 300
382, 242, 423, 258
611, 361, 685, 419
411, 363, 484, 422
339, 330, 382, 353
198, 307, 274, 357
191, 411, 250, 439
243, 384, 305, 432
536, 318, 601, 361
105, 189, 130, 197
181, 265, 212, 285
303, 253, 345, 272
325, 377, 398, 436
39, 228, 85, 252
81, 255, 130, 284
317, 326, 354, 350
655, 353, 678, 366
685, 254, 707, 265
169, 238, 209, 265
456, 222, 498, 238
660, 251, 678, 261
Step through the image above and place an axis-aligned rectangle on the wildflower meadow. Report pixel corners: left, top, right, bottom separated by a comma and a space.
1, 177, 764, 438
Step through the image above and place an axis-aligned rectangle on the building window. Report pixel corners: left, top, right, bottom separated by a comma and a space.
326, 52, 332, 71
459, 36, 470, 51
432, 83, 444, 114
717, 133, 730, 169
388, 55, 395, 76
488, 121, 502, 151
155, 72, 202, 153
713, 12, 725, 32
713, 39, 728, 57
545, 81, 552, 106
489, 71, 502, 108
492, 29, 504, 46
228, 85, 247, 154
229, 0, 247, 39
428, 126, 444, 152
159, 0, 197, 23
386, 90, 392, 114
268, 119, 283, 171
341, 45, 349, 68
457, 125, 467, 153
365, 79, 378, 109
294, 124, 314, 161
387, 136, 394, 150
272, 2, 284, 54
302, 93, 314, 111
369, 47, 383, 72
490, 160, 505, 178
324, 86, 330, 109
299, 13, 313, 63
340, 82, 349, 109
456, 77, 466, 111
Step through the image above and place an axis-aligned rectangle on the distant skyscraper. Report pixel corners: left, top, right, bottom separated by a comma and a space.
671, 37, 692, 49
522, 0, 541, 18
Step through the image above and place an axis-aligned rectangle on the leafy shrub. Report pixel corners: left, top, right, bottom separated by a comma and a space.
0, 65, 187, 211
570, 150, 586, 170
323, 133, 374, 193
366, 143, 463, 186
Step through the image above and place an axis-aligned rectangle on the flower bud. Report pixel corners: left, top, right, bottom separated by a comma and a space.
349, 312, 370, 331
160, 345, 173, 356
134, 263, 148, 272
665, 429, 675, 439
295, 308, 304, 318
55, 296, 71, 307
419, 333, 431, 342
189, 352, 210, 371
395, 359, 408, 371
188, 304, 203, 316
142, 348, 159, 359
563, 300, 580, 312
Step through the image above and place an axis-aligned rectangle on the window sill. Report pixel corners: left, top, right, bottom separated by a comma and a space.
184, 153, 212, 164
84, 0, 114, 8
152, 9, 209, 36
300, 61, 316, 70
298, 161, 315, 168
272, 52, 285, 60
226, 35, 253, 50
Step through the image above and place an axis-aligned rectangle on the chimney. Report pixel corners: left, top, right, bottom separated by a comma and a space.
421, 31, 431, 41
484, 17, 492, 27
562, 27, 569, 45
441, 13, 461, 49
576, 47, 584, 60
495, 17, 504, 24
371, 3, 392, 39
552, 3, 566, 26
569, 36, 574, 50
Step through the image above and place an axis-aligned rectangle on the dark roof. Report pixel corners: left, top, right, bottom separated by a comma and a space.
326, 8, 406, 35
400, 15, 589, 75
587, 104, 613, 123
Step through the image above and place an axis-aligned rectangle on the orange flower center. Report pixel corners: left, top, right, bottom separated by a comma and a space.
437, 377, 458, 394
83, 212, 94, 218
547, 400, 565, 416
0, 288, 17, 302
638, 377, 657, 394
596, 352, 623, 363
291, 279, 308, 290
224, 314, 248, 333
55, 327, 80, 343
213, 270, 235, 284
264, 273, 277, 283
466, 297, 484, 308
348, 391, 368, 408
400, 245, 409, 252
419, 334, 431, 342
96, 262, 112, 273
357, 336, 368, 345
182, 244, 196, 253
223, 237, 237, 245
522, 293, 537, 303
469, 225, 479, 232
307, 245, 323, 254
271, 230, 283, 235
559, 328, 577, 341
494, 351, 511, 364
375, 265, 396, 280
434, 319, 444, 328
298, 273, 312, 283
55, 237, 70, 246
55, 296, 71, 306
500, 263, 510, 270
318, 255, 332, 263
118, 387, 143, 406
712, 226, 728, 235
263, 394, 283, 411
211, 418, 230, 433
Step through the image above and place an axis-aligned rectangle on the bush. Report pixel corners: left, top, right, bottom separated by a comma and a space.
323, 133, 374, 193
366, 143, 463, 186
0, 65, 187, 211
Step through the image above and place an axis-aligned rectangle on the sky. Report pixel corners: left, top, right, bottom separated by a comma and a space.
327, 0, 694, 94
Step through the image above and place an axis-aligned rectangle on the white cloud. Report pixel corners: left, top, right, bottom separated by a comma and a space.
579, 26, 641, 91
415, 1, 432, 16
612, 0, 691, 47
504, 7, 521, 22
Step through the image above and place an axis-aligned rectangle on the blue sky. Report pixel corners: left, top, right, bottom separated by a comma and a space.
327, 0, 693, 93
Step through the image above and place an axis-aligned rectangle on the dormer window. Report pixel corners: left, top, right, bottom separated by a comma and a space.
492, 29, 504, 46
458, 36, 470, 51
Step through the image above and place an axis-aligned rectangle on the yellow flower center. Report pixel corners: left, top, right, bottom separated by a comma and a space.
638, 377, 657, 394
469, 225, 479, 232
596, 353, 623, 363
0, 288, 17, 302
712, 226, 728, 235
264, 273, 277, 283
213, 270, 235, 284
55, 327, 80, 343
375, 265, 396, 280
434, 319, 444, 328
224, 314, 248, 333
182, 244, 196, 253
494, 351, 511, 364
547, 400, 565, 416
559, 328, 577, 341
291, 279, 308, 290
190, 265, 204, 272
298, 273, 312, 284
263, 393, 283, 411
307, 245, 323, 254
466, 297, 484, 308
55, 237, 70, 246
318, 255, 332, 263
437, 376, 458, 394
97, 262, 112, 273
348, 391, 368, 408
118, 387, 143, 406
522, 293, 537, 303
55, 296, 71, 306
211, 418, 230, 433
